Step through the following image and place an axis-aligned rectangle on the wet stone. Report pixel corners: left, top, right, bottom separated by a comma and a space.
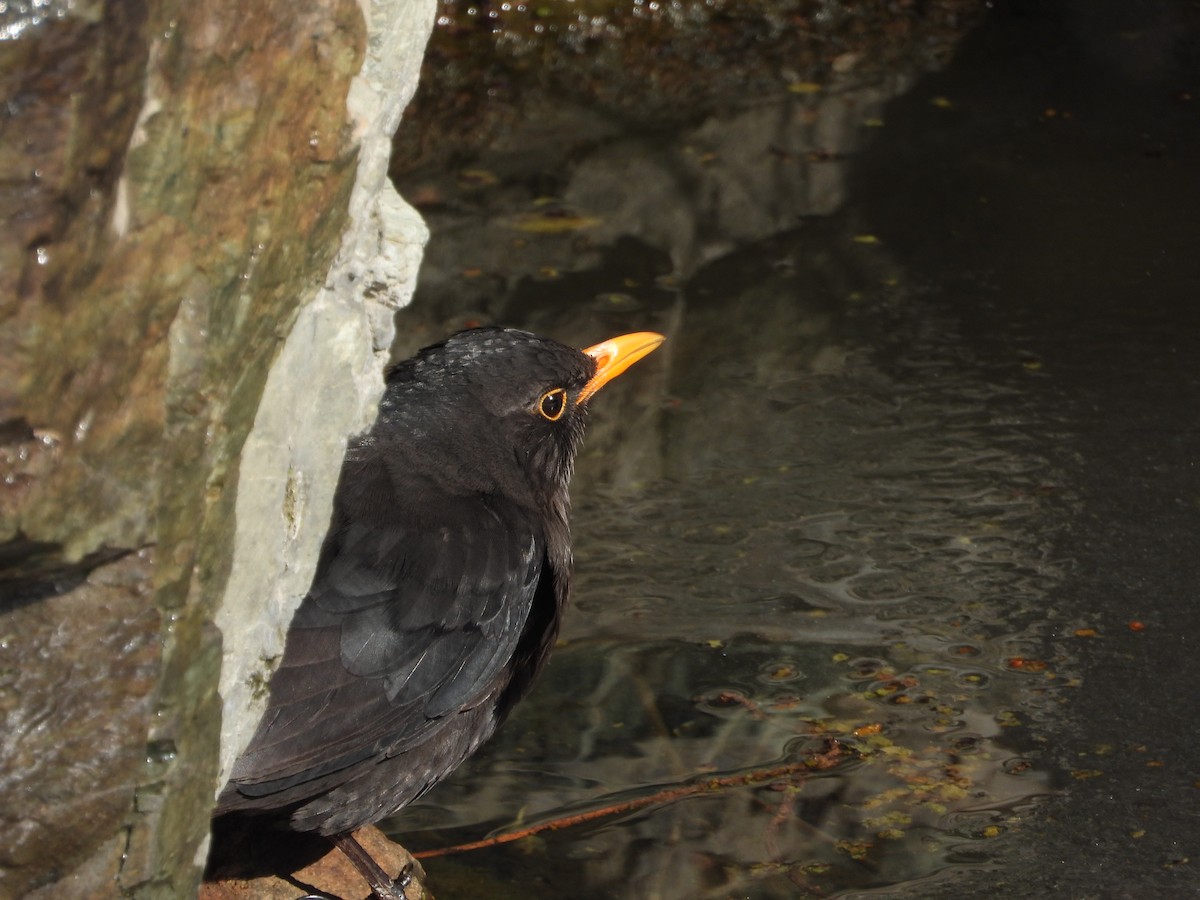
203, 824, 429, 900
0, 550, 160, 898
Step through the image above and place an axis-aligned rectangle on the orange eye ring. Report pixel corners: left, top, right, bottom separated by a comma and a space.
538, 388, 567, 421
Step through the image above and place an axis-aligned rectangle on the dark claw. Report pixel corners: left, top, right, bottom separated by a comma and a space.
330, 832, 412, 900
363, 857, 411, 900
394, 861, 414, 892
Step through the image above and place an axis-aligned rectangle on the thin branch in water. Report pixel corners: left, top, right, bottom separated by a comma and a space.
413, 740, 846, 860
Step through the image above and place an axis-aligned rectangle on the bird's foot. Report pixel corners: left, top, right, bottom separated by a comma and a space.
330, 833, 414, 900
364, 862, 411, 900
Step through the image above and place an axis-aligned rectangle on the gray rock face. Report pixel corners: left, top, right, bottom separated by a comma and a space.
0, 0, 434, 895
214, 0, 435, 810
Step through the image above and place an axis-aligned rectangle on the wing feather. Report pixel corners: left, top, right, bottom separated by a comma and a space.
227, 483, 544, 796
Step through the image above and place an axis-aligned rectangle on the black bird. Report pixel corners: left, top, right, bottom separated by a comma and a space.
215, 326, 663, 897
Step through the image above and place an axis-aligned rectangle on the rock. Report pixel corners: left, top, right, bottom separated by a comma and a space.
0, 0, 435, 895
212, 0, 437, 806
202, 825, 429, 900
1, 550, 160, 899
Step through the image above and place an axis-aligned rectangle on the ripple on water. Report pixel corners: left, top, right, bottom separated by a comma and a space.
388, 249, 1070, 898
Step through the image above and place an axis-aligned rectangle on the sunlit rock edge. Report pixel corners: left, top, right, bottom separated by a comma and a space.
213, 0, 436, 801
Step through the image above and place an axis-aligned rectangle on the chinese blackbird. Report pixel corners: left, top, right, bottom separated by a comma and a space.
214, 327, 663, 897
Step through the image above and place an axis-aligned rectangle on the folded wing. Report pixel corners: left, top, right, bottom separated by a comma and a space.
226, 478, 544, 802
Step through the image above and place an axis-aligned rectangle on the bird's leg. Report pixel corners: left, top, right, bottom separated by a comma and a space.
329, 832, 413, 900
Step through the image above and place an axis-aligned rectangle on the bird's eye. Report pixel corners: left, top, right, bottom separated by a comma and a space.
538, 388, 567, 421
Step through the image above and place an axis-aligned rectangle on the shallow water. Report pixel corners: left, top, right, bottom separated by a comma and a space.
386, 214, 1071, 897
384, 2, 1200, 896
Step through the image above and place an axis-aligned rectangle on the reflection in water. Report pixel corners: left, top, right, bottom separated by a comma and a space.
385, 31, 1066, 899
385, 219, 1066, 897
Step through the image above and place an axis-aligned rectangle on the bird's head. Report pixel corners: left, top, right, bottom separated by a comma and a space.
381, 327, 664, 513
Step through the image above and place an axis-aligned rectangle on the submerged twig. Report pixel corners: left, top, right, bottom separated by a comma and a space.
413, 740, 846, 860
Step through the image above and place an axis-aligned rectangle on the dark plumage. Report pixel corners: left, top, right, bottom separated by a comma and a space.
214, 326, 663, 895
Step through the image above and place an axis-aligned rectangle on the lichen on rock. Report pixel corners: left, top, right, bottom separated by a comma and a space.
0, 0, 436, 895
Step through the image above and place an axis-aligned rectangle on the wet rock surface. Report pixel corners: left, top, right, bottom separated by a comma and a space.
393, 0, 983, 170
1, 550, 159, 898
0, 0, 433, 895
390, 0, 983, 307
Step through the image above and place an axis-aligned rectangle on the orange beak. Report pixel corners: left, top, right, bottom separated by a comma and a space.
578, 332, 665, 404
